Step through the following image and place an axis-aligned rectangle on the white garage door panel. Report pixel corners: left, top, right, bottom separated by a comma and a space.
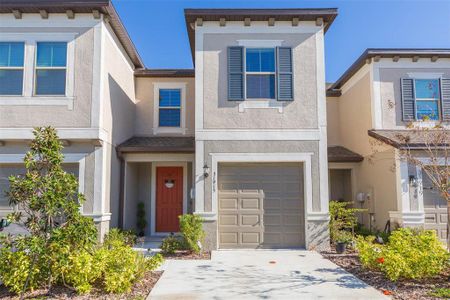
218, 163, 305, 249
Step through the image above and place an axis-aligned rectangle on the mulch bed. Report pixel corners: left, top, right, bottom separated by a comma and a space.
322, 251, 450, 300
0, 271, 163, 300
162, 250, 211, 260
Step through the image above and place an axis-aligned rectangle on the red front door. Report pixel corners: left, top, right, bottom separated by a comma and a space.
156, 167, 183, 232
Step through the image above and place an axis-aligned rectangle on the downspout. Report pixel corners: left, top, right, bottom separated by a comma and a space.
117, 149, 125, 229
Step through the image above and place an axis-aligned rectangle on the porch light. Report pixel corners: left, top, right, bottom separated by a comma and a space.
409, 175, 418, 187
203, 164, 210, 178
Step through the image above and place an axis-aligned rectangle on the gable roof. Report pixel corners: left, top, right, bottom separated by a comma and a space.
328, 48, 450, 94
184, 8, 338, 63
0, 0, 144, 68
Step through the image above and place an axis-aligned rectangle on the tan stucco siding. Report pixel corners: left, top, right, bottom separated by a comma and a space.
135, 77, 195, 136
326, 97, 341, 146
202, 33, 318, 129
379, 68, 450, 129
0, 27, 95, 128
337, 73, 375, 156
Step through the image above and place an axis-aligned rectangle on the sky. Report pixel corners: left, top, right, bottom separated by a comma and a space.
113, 0, 450, 82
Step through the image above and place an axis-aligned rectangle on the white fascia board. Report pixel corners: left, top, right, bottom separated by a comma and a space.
195, 129, 321, 141
0, 128, 108, 141
123, 153, 194, 162
375, 57, 450, 68
0, 13, 101, 28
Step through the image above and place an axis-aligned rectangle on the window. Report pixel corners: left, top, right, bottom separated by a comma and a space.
158, 89, 181, 127
35, 42, 67, 95
245, 48, 275, 99
0, 42, 25, 95
414, 79, 440, 120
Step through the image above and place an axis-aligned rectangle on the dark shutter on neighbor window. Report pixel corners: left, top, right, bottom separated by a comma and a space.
227, 46, 244, 101
440, 78, 450, 121
276, 47, 293, 101
400, 78, 415, 121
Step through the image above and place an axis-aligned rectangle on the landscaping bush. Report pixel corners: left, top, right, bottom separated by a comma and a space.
179, 214, 205, 254
0, 127, 163, 296
161, 234, 183, 254
329, 201, 365, 242
356, 228, 449, 281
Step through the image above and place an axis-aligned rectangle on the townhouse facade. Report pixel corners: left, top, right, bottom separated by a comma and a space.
0, 0, 447, 249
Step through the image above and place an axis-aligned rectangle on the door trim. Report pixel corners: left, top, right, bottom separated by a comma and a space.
151, 162, 188, 236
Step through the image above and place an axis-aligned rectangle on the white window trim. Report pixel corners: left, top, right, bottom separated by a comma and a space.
411, 77, 442, 122
0, 32, 76, 109
153, 82, 187, 135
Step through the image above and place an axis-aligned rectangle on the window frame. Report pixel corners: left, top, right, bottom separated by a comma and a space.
158, 88, 182, 127
0, 42, 26, 96
34, 41, 68, 96
244, 47, 276, 100
0, 33, 76, 109
153, 82, 187, 135
413, 78, 441, 121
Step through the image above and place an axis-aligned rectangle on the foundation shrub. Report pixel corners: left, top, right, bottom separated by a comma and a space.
179, 214, 205, 254
356, 228, 449, 281
161, 234, 183, 254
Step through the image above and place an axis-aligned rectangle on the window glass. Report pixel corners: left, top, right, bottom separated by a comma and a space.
159, 89, 181, 107
35, 42, 67, 95
159, 89, 181, 127
0, 42, 24, 95
246, 74, 275, 99
246, 48, 275, 72
36, 42, 67, 67
159, 109, 181, 127
0, 42, 24, 67
414, 79, 440, 120
416, 100, 439, 121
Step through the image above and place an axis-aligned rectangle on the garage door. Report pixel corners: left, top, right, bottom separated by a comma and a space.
218, 163, 304, 249
423, 172, 448, 244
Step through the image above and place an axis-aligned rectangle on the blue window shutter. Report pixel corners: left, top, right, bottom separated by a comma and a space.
440, 78, 450, 121
276, 47, 293, 101
227, 46, 244, 100
400, 78, 415, 121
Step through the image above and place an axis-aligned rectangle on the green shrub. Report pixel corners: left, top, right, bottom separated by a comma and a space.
329, 201, 365, 242
356, 228, 449, 281
61, 250, 103, 294
136, 202, 147, 237
334, 230, 353, 243
179, 214, 205, 254
161, 234, 183, 254
104, 228, 137, 247
146, 253, 164, 270
429, 288, 450, 298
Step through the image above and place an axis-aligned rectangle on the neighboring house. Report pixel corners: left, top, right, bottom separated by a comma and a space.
327, 49, 450, 243
0, 1, 447, 248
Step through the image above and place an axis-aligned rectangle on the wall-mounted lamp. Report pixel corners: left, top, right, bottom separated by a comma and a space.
203, 164, 210, 178
409, 175, 418, 187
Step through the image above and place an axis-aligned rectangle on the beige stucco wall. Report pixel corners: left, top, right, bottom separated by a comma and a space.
326, 97, 341, 146
0, 26, 95, 128
135, 77, 195, 136
379, 67, 450, 129
100, 24, 138, 227
202, 32, 318, 129
332, 71, 399, 230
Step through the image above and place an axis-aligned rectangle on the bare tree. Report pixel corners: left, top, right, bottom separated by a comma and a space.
394, 125, 449, 249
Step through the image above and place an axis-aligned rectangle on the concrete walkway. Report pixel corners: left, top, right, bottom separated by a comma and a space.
149, 250, 388, 300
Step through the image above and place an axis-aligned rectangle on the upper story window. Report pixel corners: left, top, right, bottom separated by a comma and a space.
35, 42, 67, 96
246, 48, 275, 99
414, 79, 440, 121
0, 42, 25, 95
228, 46, 293, 102
159, 89, 181, 127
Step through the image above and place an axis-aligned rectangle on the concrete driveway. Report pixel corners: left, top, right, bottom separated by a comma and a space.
149, 250, 388, 300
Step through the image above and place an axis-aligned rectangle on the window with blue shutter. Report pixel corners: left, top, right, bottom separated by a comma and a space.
276, 47, 293, 101
227, 47, 244, 100
159, 89, 181, 127
227, 46, 293, 101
